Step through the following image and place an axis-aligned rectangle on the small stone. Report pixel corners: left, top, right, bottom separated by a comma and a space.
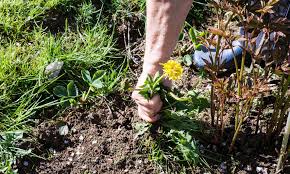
68, 157, 73, 162
92, 140, 97, 145
220, 162, 227, 170
220, 162, 227, 173
124, 169, 129, 173
107, 158, 113, 164
87, 113, 94, 119
23, 161, 29, 166
245, 165, 252, 172
256, 166, 268, 174
81, 165, 87, 169
79, 135, 84, 141
45, 61, 64, 79
76, 150, 83, 155
59, 125, 69, 136
70, 152, 75, 157
71, 127, 77, 133
64, 140, 69, 144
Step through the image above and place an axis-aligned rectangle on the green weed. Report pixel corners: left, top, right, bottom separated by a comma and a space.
0, 0, 126, 172
136, 90, 211, 172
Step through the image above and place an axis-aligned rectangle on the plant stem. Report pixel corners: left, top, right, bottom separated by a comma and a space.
276, 112, 290, 173
210, 84, 215, 126
83, 87, 92, 101
220, 97, 225, 137
255, 94, 264, 134
268, 75, 290, 137
168, 92, 191, 102
230, 97, 253, 152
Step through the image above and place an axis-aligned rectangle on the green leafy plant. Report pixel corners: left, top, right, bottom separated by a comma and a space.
138, 72, 163, 100
0, 131, 31, 173
187, 24, 205, 50
53, 80, 79, 106
81, 69, 105, 101
138, 60, 185, 101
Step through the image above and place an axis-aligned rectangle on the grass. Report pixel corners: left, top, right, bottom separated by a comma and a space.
2, 0, 212, 172
0, 0, 231, 173
0, 0, 127, 173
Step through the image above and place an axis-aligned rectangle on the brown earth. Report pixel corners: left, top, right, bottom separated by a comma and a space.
17, 94, 157, 174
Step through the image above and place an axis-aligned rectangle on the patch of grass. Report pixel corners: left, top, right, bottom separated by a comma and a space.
110, 0, 146, 21
0, 0, 66, 39
0, 0, 127, 172
0, 24, 115, 107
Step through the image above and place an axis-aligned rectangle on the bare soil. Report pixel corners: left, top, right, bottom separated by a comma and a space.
17, 94, 156, 174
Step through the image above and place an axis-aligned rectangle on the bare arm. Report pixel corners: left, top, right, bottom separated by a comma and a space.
144, 0, 193, 67
132, 0, 192, 122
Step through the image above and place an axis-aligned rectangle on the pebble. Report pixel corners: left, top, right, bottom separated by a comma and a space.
76, 150, 83, 155
45, 61, 64, 79
71, 127, 77, 133
256, 166, 268, 174
68, 157, 73, 162
220, 162, 227, 173
79, 135, 84, 141
245, 165, 252, 172
58, 125, 69, 136
64, 140, 69, 144
106, 158, 113, 164
92, 140, 97, 145
81, 165, 87, 169
23, 161, 29, 166
87, 113, 94, 119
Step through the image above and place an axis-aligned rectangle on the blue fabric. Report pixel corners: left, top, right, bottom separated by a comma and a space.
193, 40, 244, 69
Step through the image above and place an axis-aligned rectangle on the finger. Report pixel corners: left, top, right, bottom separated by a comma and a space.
136, 99, 163, 114
134, 94, 162, 109
138, 106, 161, 123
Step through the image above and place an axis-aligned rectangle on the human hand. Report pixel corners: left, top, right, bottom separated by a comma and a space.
132, 63, 171, 123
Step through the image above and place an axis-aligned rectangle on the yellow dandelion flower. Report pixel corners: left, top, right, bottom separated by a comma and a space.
162, 60, 183, 81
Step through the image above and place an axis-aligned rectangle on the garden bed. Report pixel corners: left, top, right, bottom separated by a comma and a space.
1, 0, 289, 173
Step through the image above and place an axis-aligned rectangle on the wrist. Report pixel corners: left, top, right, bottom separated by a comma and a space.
142, 61, 163, 75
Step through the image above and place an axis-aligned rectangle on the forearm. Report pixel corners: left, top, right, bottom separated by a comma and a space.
144, 0, 192, 69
